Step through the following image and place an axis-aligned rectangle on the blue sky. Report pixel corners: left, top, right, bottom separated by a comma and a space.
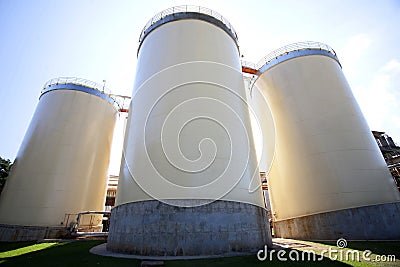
1, 0, 399, 170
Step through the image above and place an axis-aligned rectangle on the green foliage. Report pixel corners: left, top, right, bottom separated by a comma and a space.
0, 156, 13, 193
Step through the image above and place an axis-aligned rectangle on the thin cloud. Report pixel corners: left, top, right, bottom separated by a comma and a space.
381, 59, 400, 74
338, 33, 372, 73
354, 59, 400, 143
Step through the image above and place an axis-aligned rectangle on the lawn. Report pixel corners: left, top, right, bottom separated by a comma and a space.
0, 240, 398, 267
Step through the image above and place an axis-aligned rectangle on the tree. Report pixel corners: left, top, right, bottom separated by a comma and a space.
0, 156, 13, 194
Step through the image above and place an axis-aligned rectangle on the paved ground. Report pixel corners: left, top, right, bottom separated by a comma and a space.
272, 238, 330, 250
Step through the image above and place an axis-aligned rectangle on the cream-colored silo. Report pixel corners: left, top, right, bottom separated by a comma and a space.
254, 42, 400, 240
243, 75, 275, 174
0, 78, 118, 241
243, 74, 276, 222
107, 6, 272, 256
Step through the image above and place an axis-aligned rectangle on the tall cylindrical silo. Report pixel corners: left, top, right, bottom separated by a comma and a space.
244, 74, 276, 223
0, 78, 118, 241
243, 75, 275, 174
107, 6, 272, 256
254, 41, 400, 240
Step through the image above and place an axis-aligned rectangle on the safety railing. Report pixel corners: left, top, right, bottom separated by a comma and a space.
240, 60, 257, 71
138, 5, 238, 44
245, 41, 339, 91
256, 41, 337, 70
42, 77, 121, 108
42, 77, 112, 95
42, 77, 132, 112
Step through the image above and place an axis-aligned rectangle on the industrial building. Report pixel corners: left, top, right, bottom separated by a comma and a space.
0, 5, 399, 258
373, 131, 400, 191
105, 175, 119, 212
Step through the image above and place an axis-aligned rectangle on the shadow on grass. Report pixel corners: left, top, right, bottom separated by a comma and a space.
0, 241, 352, 267
0, 241, 141, 267
0, 241, 36, 253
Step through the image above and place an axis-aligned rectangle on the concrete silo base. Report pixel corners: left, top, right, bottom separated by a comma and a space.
0, 224, 71, 242
106, 200, 272, 256
273, 202, 400, 240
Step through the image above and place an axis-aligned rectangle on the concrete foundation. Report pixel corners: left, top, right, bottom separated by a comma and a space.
273, 202, 400, 240
107, 200, 272, 256
0, 224, 71, 242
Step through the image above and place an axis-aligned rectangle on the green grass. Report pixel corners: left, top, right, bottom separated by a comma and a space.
319, 240, 400, 260
0, 240, 398, 267
0, 242, 35, 253
0, 242, 59, 258
0, 241, 137, 267
289, 240, 400, 267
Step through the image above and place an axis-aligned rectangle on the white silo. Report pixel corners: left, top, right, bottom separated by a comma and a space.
243, 74, 275, 174
0, 78, 118, 241
243, 73, 276, 222
253, 41, 400, 240
107, 6, 272, 256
